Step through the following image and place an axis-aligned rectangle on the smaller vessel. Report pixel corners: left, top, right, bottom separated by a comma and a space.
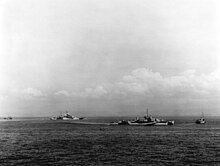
118, 120, 130, 125
167, 121, 175, 125
195, 113, 205, 124
154, 119, 168, 126
3, 116, 13, 120
155, 119, 175, 126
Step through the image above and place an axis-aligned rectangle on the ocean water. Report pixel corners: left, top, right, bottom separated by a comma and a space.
0, 117, 220, 165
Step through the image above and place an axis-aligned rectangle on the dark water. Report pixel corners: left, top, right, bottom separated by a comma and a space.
1, 117, 220, 165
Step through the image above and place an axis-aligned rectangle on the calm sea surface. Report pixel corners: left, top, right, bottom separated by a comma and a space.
0, 117, 220, 165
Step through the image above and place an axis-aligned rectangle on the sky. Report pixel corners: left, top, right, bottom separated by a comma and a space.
0, 0, 220, 117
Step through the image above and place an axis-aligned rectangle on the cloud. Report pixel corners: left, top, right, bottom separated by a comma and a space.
2, 68, 220, 116
0, 95, 8, 102
118, 68, 163, 94
22, 88, 45, 97
53, 86, 108, 98
54, 90, 70, 97
59, 68, 220, 100
80, 86, 108, 98
8, 88, 45, 100
116, 68, 220, 99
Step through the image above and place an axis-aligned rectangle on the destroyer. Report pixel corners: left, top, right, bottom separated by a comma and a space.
114, 109, 174, 126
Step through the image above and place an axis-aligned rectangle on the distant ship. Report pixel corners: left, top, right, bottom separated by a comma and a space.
50, 111, 85, 121
195, 113, 205, 124
3, 116, 13, 120
115, 109, 174, 126
116, 116, 156, 126
126, 115, 157, 126
154, 119, 175, 126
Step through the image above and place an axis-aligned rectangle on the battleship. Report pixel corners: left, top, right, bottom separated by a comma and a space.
50, 111, 85, 121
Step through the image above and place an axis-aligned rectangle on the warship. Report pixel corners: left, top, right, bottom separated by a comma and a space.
195, 113, 205, 124
114, 109, 174, 126
50, 111, 85, 121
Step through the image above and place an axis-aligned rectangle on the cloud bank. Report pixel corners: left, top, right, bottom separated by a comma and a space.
54, 90, 70, 97
1, 68, 220, 116
56, 68, 219, 101
5, 68, 220, 100
115, 68, 220, 99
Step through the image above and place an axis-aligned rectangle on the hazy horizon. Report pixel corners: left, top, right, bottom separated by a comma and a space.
1, 0, 220, 117
1, 114, 220, 118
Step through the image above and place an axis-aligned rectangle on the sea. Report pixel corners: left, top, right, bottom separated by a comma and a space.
0, 116, 220, 166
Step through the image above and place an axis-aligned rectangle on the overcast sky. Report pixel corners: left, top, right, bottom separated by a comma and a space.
1, 0, 220, 117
